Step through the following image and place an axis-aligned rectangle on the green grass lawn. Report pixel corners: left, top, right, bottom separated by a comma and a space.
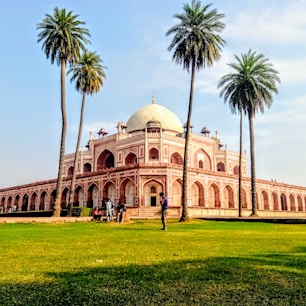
0, 219, 305, 305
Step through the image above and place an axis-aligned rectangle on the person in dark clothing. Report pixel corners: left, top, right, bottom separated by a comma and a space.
159, 192, 168, 230
117, 202, 126, 223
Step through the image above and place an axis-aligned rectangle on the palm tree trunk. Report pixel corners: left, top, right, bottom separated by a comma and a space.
180, 60, 196, 222
53, 59, 67, 217
238, 110, 242, 217
248, 112, 257, 216
68, 93, 86, 216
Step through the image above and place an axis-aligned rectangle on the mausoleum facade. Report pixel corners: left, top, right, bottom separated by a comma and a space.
1, 97, 306, 218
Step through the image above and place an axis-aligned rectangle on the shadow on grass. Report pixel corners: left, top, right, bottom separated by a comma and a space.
1, 251, 305, 306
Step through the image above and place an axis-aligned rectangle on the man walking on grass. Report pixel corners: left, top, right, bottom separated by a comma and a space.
160, 192, 168, 230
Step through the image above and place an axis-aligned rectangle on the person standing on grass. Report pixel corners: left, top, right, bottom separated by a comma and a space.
160, 192, 168, 230
117, 201, 126, 223
105, 199, 113, 222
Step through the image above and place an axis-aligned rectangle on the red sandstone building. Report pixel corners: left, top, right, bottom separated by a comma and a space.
1, 97, 306, 218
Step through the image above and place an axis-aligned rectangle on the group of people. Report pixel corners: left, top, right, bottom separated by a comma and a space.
92, 200, 126, 223
92, 192, 168, 230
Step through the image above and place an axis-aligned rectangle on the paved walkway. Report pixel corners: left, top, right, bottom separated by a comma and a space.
0, 216, 93, 223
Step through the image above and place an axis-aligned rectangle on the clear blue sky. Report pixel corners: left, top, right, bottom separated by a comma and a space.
1, 0, 305, 188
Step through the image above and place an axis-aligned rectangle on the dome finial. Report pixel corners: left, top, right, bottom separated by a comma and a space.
152, 91, 156, 104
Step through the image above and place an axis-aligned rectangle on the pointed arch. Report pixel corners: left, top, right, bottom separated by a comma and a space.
289, 194, 295, 211
272, 192, 279, 210
7, 196, 12, 211
241, 188, 247, 209
208, 183, 220, 208
87, 183, 99, 208
83, 163, 92, 173
97, 149, 115, 170
14, 195, 20, 211
172, 179, 182, 206
103, 181, 116, 204
62, 187, 70, 209
22, 194, 29, 211
224, 185, 234, 208
67, 166, 74, 176
119, 179, 134, 205
72, 186, 84, 207
217, 162, 225, 172
281, 193, 287, 211
170, 152, 183, 165
194, 149, 211, 170
125, 152, 137, 165
149, 148, 159, 160
143, 180, 163, 207
191, 181, 204, 206
30, 192, 37, 211
262, 190, 269, 210
297, 195, 303, 211
233, 165, 239, 175
40, 191, 47, 210
1, 197, 5, 212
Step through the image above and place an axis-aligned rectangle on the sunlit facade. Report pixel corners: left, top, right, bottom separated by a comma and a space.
1, 97, 306, 218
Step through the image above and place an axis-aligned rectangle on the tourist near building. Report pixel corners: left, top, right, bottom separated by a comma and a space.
1, 96, 306, 218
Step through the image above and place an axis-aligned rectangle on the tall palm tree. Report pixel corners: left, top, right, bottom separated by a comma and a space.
37, 7, 90, 217
67, 50, 107, 215
218, 76, 247, 217
166, 0, 225, 221
218, 50, 280, 216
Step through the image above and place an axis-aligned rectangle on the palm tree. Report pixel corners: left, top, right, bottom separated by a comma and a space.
67, 50, 107, 215
166, 0, 225, 221
37, 7, 90, 217
218, 76, 247, 217
218, 50, 280, 216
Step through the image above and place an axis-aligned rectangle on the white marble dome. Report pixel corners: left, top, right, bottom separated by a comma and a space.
126, 99, 183, 134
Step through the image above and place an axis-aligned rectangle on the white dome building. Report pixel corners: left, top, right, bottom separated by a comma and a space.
1, 96, 305, 219
126, 98, 183, 134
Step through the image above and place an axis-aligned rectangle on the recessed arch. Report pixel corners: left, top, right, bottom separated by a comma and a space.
69, 186, 84, 207
125, 152, 137, 165
208, 183, 220, 208
224, 185, 234, 208
62, 187, 69, 209
7, 196, 12, 211
289, 194, 295, 211
22, 194, 29, 211
97, 149, 115, 170
272, 192, 279, 210
29, 192, 37, 211
143, 180, 163, 207
149, 148, 159, 160
83, 163, 92, 173
170, 152, 183, 165
172, 179, 182, 207
40, 191, 47, 210
87, 183, 99, 208
233, 165, 239, 175
262, 190, 269, 210
297, 195, 303, 211
217, 162, 225, 172
194, 149, 211, 170
191, 181, 204, 206
119, 179, 134, 206
67, 166, 74, 176
103, 181, 116, 204
281, 193, 287, 211
1, 197, 5, 212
